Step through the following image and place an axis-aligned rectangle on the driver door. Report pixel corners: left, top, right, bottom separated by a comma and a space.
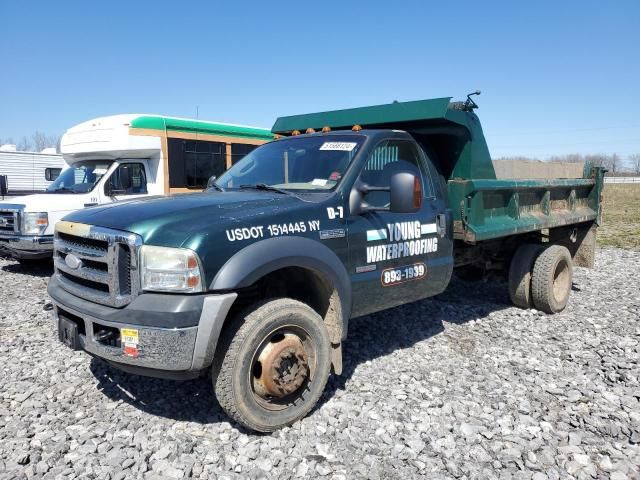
347, 139, 452, 317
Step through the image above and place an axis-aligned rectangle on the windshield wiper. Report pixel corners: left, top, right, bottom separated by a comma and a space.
239, 183, 299, 198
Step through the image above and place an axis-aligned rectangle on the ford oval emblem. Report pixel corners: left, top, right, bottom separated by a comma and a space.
65, 253, 82, 270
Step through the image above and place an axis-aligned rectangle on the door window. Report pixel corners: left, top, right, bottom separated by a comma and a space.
109, 163, 148, 195
45, 168, 62, 181
360, 140, 432, 208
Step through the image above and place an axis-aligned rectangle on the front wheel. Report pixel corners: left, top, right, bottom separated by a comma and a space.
212, 298, 331, 432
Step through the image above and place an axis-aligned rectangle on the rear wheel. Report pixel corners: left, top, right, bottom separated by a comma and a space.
212, 298, 331, 432
531, 245, 573, 314
508, 244, 544, 308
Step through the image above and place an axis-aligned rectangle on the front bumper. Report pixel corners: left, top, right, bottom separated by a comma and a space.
47, 275, 237, 379
0, 234, 53, 259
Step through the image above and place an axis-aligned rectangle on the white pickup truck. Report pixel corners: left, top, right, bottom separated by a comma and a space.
0, 114, 272, 261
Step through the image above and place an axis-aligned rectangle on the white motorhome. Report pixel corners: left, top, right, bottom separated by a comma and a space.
0, 146, 65, 197
0, 114, 273, 260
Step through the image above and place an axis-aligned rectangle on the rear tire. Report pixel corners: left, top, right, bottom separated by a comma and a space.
508, 244, 544, 308
531, 245, 573, 314
212, 298, 331, 432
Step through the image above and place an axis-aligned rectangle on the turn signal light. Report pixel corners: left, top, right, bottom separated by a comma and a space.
413, 177, 423, 209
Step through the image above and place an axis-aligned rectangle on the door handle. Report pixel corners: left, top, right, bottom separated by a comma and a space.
436, 214, 447, 238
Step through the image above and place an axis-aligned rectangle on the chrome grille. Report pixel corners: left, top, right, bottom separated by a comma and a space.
0, 208, 20, 234
53, 226, 141, 307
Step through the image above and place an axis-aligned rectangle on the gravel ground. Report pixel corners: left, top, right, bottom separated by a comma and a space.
0, 248, 639, 480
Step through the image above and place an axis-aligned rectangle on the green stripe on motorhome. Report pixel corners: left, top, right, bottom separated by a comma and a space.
130, 116, 274, 141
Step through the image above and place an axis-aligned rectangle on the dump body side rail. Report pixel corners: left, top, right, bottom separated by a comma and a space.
449, 167, 605, 243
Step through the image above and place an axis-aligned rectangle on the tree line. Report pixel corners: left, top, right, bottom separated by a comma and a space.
0, 132, 61, 152
494, 153, 640, 175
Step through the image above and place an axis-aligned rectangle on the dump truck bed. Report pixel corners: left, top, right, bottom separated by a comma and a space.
272, 97, 605, 244
447, 174, 603, 243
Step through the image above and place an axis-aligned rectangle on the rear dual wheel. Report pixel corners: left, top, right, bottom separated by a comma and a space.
212, 298, 331, 432
508, 244, 573, 314
531, 245, 573, 314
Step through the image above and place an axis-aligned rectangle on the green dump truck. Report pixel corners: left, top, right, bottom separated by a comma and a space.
48, 95, 604, 431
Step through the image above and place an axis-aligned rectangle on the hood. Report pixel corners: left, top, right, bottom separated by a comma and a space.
0, 193, 88, 213
62, 191, 311, 247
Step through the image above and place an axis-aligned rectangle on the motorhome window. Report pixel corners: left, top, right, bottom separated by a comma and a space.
109, 163, 148, 195
167, 138, 226, 188
45, 168, 62, 181
231, 143, 258, 165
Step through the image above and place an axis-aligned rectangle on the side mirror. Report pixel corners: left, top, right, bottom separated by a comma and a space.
0, 175, 9, 199
119, 166, 133, 190
45, 168, 61, 181
390, 172, 422, 213
349, 172, 423, 215
207, 175, 217, 189
349, 184, 365, 216
0, 175, 7, 197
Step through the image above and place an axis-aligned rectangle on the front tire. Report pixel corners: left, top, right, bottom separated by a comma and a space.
212, 298, 331, 432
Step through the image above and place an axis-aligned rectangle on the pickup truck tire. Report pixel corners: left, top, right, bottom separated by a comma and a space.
212, 298, 332, 432
531, 245, 573, 314
508, 244, 544, 308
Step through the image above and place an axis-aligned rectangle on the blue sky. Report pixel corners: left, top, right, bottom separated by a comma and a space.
1, 1, 639, 161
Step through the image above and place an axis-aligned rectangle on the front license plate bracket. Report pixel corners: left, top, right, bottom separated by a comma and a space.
58, 316, 81, 351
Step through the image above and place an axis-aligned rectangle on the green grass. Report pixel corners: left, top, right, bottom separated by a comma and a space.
598, 184, 640, 249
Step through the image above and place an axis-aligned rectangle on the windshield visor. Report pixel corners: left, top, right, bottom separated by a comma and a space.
215, 135, 364, 191
47, 161, 113, 193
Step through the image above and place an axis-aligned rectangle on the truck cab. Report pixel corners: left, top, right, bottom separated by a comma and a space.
48, 97, 603, 432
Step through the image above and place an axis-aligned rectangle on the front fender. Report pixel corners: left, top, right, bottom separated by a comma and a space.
210, 236, 352, 336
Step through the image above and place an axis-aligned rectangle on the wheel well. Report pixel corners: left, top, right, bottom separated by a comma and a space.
453, 221, 597, 274
224, 266, 344, 344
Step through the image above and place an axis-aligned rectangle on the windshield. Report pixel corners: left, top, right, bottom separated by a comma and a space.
215, 135, 365, 191
46, 160, 113, 193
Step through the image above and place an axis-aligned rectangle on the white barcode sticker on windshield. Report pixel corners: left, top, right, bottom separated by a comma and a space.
319, 142, 357, 151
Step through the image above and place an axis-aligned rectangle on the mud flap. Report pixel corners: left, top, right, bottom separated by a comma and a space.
330, 343, 343, 375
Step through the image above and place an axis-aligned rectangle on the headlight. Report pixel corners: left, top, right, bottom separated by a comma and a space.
140, 245, 203, 293
22, 212, 48, 235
